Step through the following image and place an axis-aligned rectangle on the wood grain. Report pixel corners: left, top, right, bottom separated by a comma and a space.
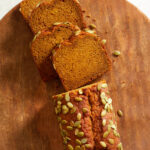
0, 0, 150, 150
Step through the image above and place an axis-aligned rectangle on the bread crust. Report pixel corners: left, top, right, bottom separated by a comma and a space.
53, 81, 122, 150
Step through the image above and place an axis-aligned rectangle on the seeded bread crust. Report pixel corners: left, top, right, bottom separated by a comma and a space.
30, 23, 79, 81
29, 0, 86, 34
52, 32, 111, 90
53, 81, 123, 150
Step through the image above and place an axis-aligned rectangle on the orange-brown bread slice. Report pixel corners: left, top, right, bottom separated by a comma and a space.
20, 0, 50, 21
29, 0, 85, 34
53, 81, 123, 150
30, 23, 79, 81
52, 32, 111, 91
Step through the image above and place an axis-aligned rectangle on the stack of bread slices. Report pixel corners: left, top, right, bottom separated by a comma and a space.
20, 0, 111, 90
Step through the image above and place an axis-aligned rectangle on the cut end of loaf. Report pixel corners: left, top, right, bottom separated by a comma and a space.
52, 32, 111, 91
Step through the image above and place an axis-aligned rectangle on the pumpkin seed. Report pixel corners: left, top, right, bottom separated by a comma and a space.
65, 93, 70, 102
102, 119, 106, 126
101, 39, 107, 45
113, 50, 121, 56
67, 126, 73, 130
81, 138, 87, 144
117, 143, 123, 150
113, 130, 120, 137
75, 129, 79, 135
77, 113, 82, 120
74, 121, 81, 127
101, 110, 107, 117
53, 22, 62, 26
79, 89, 83, 94
76, 139, 81, 145
75, 97, 83, 102
103, 131, 109, 138
77, 132, 84, 137
97, 83, 101, 91
68, 144, 74, 150
100, 92, 106, 99
75, 30, 81, 36
107, 98, 112, 104
89, 24, 96, 29
100, 141, 107, 148
117, 110, 123, 117
67, 102, 73, 108
57, 101, 62, 105
108, 138, 114, 145
85, 144, 92, 148
82, 108, 88, 113
101, 99, 106, 105
62, 105, 69, 114
101, 83, 108, 88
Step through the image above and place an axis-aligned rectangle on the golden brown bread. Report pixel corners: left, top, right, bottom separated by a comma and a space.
29, 0, 85, 34
30, 23, 79, 81
20, 0, 50, 21
53, 81, 123, 150
52, 32, 111, 91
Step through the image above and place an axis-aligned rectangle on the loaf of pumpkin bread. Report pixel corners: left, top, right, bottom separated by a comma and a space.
52, 32, 111, 91
30, 22, 79, 81
29, 0, 85, 34
53, 81, 123, 150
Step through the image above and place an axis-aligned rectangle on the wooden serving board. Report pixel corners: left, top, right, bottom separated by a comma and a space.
0, 0, 150, 149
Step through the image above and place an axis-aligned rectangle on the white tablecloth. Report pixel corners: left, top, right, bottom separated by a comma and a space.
0, 0, 150, 20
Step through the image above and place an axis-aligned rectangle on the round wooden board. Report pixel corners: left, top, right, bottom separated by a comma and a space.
0, 0, 150, 149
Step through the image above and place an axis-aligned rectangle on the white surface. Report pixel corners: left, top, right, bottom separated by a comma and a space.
0, 0, 150, 20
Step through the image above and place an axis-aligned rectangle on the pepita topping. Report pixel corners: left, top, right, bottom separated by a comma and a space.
68, 144, 74, 150
82, 108, 88, 113
81, 138, 87, 144
76, 139, 81, 145
77, 113, 82, 121
67, 102, 74, 108
75, 97, 83, 102
101, 39, 107, 45
100, 141, 107, 148
113, 50, 121, 56
117, 110, 123, 117
78, 89, 83, 95
108, 138, 115, 145
62, 105, 69, 114
101, 109, 107, 117
65, 93, 70, 102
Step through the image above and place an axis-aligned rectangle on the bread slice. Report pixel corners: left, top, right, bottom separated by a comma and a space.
20, 0, 49, 21
30, 23, 79, 81
52, 32, 111, 91
29, 0, 85, 34
53, 81, 122, 150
